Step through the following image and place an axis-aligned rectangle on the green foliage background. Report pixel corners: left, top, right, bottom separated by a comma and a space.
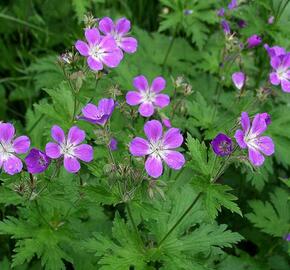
0, 0, 289, 269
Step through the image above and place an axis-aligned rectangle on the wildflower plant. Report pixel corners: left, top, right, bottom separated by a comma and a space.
0, 1, 289, 270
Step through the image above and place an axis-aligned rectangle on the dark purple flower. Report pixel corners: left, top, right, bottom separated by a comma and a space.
75, 28, 123, 71
228, 0, 238, 10
25, 148, 51, 174
0, 123, 30, 175
211, 133, 233, 157
217, 8, 225, 17
264, 44, 286, 58
221, 20, 231, 35
98, 17, 138, 54
269, 53, 290, 92
237, 19, 247, 28
268, 16, 274, 24
109, 138, 118, 151
232, 72, 246, 90
45, 125, 93, 173
129, 120, 185, 178
247, 35, 262, 48
80, 98, 116, 126
235, 112, 274, 166
126, 75, 170, 117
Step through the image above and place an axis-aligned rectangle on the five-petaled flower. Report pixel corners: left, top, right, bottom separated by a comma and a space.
129, 120, 185, 178
234, 112, 274, 166
75, 28, 123, 71
211, 133, 233, 157
269, 53, 290, 92
45, 125, 93, 173
0, 123, 30, 175
126, 75, 170, 117
99, 17, 138, 54
80, 98, 116, 126
25, 148, 51, 174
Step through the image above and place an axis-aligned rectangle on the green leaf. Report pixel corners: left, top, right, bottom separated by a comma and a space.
246, 188, 290, 237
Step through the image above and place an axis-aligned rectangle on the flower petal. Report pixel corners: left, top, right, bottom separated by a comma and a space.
126, 91, 142, 105
64, 156, 80, 173
151, 77, 166, 93
98, 98, 115, 115
68, 126, 85, 145
45, 142, 62, 159
248, 147, 265, 166
144, 120, 163, 142
75, 40, 89, 56
87, 56, 103, 71
138, 102, 154, 117
101, 50, 123, 68
256, 136, 274, 156
99, 35, 117, 51
82, 103, 99, 120
234, 129, 247, 149
51, 125, 65, 144
145, 155, 163, 178
129, 137, 150, 156
13, 136, 30, 154
163, 150, 185, 170
281, 79, 290, 92
240, 112, 250, 133
133, 75, 149, 92
3, 155, 23, 175
269, 72, 280, 85
74, 144, 93, 162
99, 17, 114, 34
154, 94, 170, 108
116, 18, 131, 34
232, 72, 245, 90
0, 123, 15, 143
251, 113, 267, 136
270, 56, 281, 69
163, 128, 183, 149
119, 37, 137, 53
85, 28, 101, 45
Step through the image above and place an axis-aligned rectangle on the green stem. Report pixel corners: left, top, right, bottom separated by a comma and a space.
157, 192, 203, 248
126, 203, 143, 246
162, 27, 178, 71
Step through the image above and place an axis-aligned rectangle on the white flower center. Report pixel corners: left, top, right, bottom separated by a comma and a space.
149, 140, 165, 159
60, 142, 75, 157
277, 67, 288, 80
0, 141, 14, 161
89, 45, 105, 59
141, 89, 156, 103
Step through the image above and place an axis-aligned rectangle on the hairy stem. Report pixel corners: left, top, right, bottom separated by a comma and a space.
162, 26, 178, 71
126, 203, 143, 246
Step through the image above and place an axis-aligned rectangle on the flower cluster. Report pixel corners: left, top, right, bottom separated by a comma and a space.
75, 17, 137, 71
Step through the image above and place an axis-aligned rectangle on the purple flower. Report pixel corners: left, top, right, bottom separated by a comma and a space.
247, 35, 262, 48
264, 44, 286, 58
183, 9, 193, 15
232, 72, 245, 90
80, 98, 116, 126
269, 53, 290, 92
162, 118, 172, 128
126, 75, 170, 117
260, 113, 271, 126
217, 8, 225, 17
221, 20, 231, 35
75, 28, 123, 71
228, 0, 238, 10
25, 148, 51, 174
268, 16, 274, 24
237, 19, 247, 28
45, 125, 93, 173
234, 112, 274, 166
109, 138, 118, 151
99, 17, 137, 54
284, 234, 290, 241
129, 120, 185, 178
0, 123, 30, 175
211, 133, 233, 157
